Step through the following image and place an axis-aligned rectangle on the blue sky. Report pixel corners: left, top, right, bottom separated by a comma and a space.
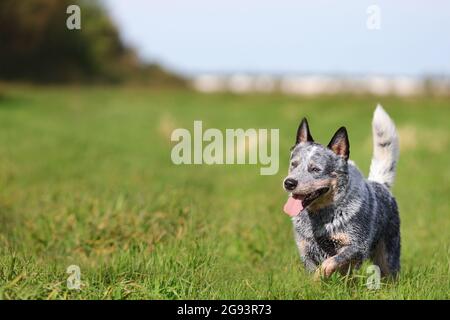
103, 0, 450, 76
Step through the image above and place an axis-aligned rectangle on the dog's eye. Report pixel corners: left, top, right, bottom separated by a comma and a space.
309, 165, 321, 173
291, 161, 299, 168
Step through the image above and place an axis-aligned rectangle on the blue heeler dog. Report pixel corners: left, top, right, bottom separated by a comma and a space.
283, 105, 400, 278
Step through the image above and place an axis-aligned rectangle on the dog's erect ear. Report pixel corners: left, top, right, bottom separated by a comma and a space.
296, 118, 314, 144
327, 127, 350, 160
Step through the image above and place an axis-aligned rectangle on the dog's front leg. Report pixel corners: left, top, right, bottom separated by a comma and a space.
318, 246, 364, 278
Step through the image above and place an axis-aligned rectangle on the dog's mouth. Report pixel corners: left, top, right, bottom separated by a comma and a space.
293, 187, 330, 208
284, 187, 330, 217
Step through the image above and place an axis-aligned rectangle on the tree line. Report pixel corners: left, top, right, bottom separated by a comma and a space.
0, 0, 186, 86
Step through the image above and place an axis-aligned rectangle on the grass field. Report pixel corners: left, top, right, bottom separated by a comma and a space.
0, 86, 448, 299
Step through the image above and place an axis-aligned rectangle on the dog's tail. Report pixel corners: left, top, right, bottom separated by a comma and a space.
368, 104, 399, 189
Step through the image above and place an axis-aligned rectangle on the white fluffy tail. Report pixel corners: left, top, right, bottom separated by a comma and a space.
368, 105, 399, 189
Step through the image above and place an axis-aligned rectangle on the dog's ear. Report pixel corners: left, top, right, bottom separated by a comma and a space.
296, 118, 314, 144
327, 127, 350, 160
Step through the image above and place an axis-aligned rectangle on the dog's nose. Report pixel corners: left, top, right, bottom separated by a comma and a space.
284, 178, 298, 191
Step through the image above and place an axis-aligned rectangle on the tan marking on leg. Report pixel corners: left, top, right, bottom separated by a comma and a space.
298, 240, 308, 254
331, 232, 351, 247
319, 257, 339, 278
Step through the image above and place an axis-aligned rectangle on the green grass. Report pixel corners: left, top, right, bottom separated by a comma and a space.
0, 86, 448, 299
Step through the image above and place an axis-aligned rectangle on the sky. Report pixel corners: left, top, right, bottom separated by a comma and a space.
102, 0, 450, 76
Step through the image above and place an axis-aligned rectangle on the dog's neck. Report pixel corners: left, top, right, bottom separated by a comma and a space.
306, 164, 364, 234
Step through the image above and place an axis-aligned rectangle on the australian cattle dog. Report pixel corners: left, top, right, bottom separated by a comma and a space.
283, 105, 400, 278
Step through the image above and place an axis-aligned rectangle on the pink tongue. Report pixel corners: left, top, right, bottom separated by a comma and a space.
283, 197, 304, 217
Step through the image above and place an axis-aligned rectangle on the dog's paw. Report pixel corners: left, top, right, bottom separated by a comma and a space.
319, 257, 338, 278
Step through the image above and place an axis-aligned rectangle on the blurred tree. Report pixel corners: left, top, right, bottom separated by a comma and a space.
0, 0, 186, 86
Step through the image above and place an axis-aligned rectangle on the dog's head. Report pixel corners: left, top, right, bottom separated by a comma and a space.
283, 118, 350, 212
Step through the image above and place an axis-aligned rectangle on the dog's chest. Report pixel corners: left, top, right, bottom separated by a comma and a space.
293, 208, 349, 237
293, 211, 351, 255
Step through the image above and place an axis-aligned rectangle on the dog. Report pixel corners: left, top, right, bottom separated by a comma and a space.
283, 105, 400, 278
